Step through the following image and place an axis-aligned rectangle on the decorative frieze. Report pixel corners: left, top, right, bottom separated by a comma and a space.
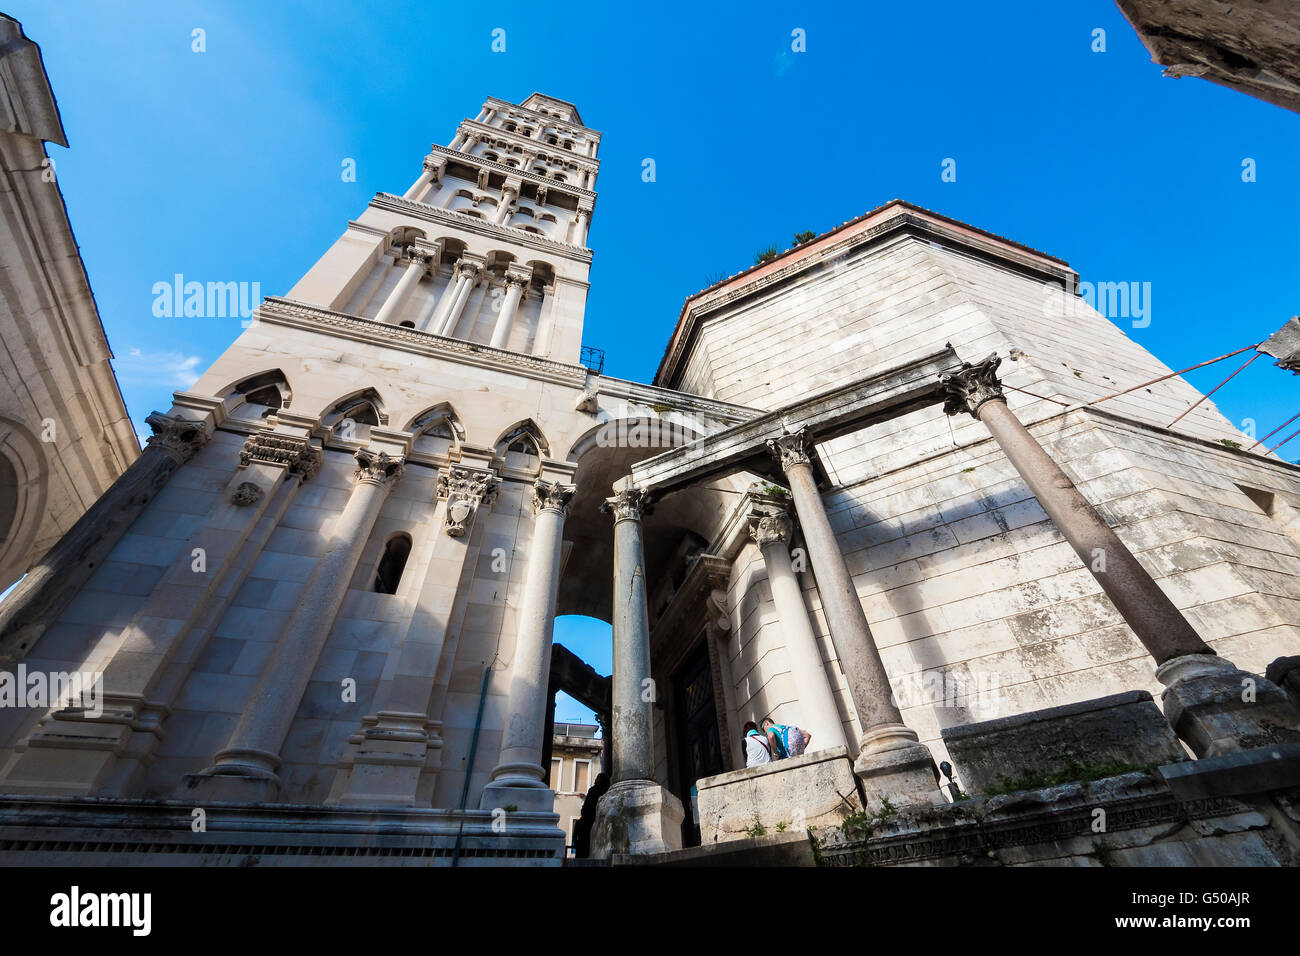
239, 433, 323, 481
435, 466, 499, 537
938, 353, 1005, 418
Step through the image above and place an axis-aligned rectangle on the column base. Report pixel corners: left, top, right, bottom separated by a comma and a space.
590, 779, 685, 859
853, 724, 942, 812
478, 762, 556, 813
180, 749, 282, 803
0, 696, 164, 796
326, 713, 441, 808
1158, 653, 1300, 758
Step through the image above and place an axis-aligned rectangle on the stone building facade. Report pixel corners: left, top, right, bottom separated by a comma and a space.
0, 90, 1297, 866
0, 16, 138, 599
549, 722, 602, 853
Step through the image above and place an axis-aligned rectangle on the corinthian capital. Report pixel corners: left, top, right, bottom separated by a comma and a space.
455, 258, 482, 279
939, 353, 1005, 419
436, 466, 499, 537
601, 486, 652, 523
748, 507, 793, 547
354, 448, 405, 488
145, 412, 209, 464
765, 428, 813, 473
532, 479, 576, 516
240, 433, 322, 482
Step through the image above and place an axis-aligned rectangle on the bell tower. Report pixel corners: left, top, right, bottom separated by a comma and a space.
285, 92, 600, 363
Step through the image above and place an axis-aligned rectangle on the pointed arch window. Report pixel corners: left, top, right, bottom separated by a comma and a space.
373, 533, 412, 594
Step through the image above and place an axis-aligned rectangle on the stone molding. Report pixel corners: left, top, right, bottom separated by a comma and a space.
427, 141, 597, 198
354, 448, 405, 488
531, 478, 576, 517
435, 466, 499, 537
484, 96, 601, 141
239, 432, 323, 481
254, 298, 589, 389
939, 353, 1005, 419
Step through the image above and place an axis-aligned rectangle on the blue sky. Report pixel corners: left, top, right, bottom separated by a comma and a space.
11, 1, 1297, 722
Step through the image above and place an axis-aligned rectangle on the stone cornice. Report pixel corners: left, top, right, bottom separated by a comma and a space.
593, 374, 765, 423
459, 119, 600, 171
254, 297, 590, 389
655, 203, 1076, 389
485, 97, 600, 140
371, 193, 593, 262
427, 144, 597, 202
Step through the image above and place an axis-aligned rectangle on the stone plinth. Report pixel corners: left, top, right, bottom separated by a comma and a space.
942, 690, 1189, 796
696, 745, 862, 844
590, 779, 683, 858
1159, 655, 1300, 758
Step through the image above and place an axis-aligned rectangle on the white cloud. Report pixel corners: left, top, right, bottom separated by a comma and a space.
115, 348, 203, 389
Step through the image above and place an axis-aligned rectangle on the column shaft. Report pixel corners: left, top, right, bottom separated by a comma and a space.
606, 488, 655, 783
758, 537, 850, 752
373, 253, 428, 325
781, 459, 903, 734
489, 280, 525, 349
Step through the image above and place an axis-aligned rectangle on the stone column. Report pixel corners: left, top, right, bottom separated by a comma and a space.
489, 269, 530, 350
590, 484, 684, 857
940, 354, 1300, 756
186, 448, 405, 801
434, 259, 482, 337
568, 207, 591, 245
748, 501, 849, 753
372, 249, 431, 325
493, 184, 518, 225
330, 466, 498, 808
352, 252, 394, 317
480, 479, 576, 812
0, 413, 209, 669
767, 430, 939, 810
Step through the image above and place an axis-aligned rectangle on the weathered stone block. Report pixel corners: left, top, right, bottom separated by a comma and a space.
941, 690, 1188, 795
696, 745, 862, 844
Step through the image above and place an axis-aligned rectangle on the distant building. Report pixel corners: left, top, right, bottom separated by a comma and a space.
548, 722, 602, 855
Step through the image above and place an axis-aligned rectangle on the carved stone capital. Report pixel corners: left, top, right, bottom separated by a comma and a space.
532, 479, 576, 517
455, 258, 483, 279
939, 353, 1005, 419
574, 388, 598, 413
403, 249, 433, 269
144, 412, 209, 464
748, 507, 793, 547
354, 448, 405, 489
436, 466, 499, 537
765, 428, 813, 473
240, 433, 322, 482
503, 272, 530, 292
601, 486, 652, 523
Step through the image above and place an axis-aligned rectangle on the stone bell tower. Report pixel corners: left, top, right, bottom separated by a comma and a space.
286, 91, 600, 361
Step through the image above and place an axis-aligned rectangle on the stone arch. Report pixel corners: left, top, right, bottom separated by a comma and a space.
0, 416, 49, 594
218, 369, 293, 423
404, 402, 465, 459
320, 387, 388, 444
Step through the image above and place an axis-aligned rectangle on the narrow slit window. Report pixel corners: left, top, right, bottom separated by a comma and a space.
373, 534, 412, 594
